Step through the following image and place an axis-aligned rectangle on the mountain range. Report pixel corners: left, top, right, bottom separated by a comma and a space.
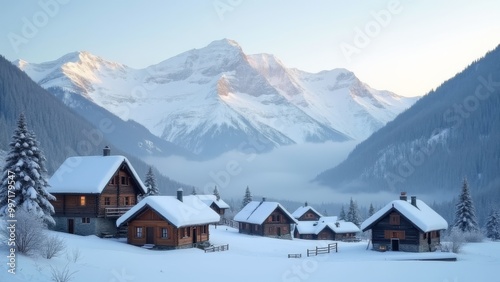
0, 55, 189, 195
315, 44, 500, 199
14, 39, 416, 158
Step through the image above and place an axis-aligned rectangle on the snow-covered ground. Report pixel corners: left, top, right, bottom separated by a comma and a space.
1, 226, 498, 282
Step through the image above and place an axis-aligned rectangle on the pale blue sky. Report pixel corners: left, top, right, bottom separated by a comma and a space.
1, 0, 499, 97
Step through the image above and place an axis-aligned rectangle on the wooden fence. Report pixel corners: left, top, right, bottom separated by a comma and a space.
307, 243, 338, 257
219, 218, 239, 229
204, 244, 229, 253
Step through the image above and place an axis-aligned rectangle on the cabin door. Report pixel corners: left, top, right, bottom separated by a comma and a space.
277, 227, 282, 236
193, 228, 197, 244
391, 239, 399, 251
68, 219, 74, 234
146, 227, 154, 244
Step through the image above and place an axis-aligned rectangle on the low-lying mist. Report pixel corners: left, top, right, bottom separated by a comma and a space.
145, 141, 410, 207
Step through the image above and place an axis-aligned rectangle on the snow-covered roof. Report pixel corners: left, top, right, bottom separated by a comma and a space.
291, 205, 323, 219
194, 194, 230, 209
234, 201, 298, 225
48, 155, 147, 194
116, 195, 220, 228
296, 217, 360, 235
361, 199, 448, 233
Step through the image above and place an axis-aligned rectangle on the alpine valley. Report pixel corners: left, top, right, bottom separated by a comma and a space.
14, 39, 417, 159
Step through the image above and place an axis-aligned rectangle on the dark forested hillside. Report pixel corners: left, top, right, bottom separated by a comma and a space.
0, 55, 186, 195
315, 45, 500, 202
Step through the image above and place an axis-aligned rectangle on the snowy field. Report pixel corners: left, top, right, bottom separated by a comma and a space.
1, 226, 499, 282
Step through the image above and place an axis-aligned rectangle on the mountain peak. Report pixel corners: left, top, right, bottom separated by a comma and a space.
207, 38, 241, 48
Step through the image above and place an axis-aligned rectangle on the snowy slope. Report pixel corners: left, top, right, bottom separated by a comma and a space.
16, 39, 417, 156
3, 226, 500, 282
247, 54, 416, 140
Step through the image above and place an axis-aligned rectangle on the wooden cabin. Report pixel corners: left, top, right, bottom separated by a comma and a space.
194, 194, 230, 218
234, 198, 297, 239
361, 193, 448, 252
116, 189, 220, 249
48, 147, 147, 236
291, 203, 323, 221
294, 217, 360, 240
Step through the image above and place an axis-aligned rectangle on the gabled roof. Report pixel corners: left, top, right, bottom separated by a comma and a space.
295, 217, 360, 235
194, 194, 230, 209
116, 195, 220, 228
234, 201, 298, 225
361, 199, 448, 233
291, 205, 323, 219
48, 155, 147, 194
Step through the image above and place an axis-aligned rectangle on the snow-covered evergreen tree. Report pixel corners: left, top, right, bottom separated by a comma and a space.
0, 113, 56, 225
453, 178, 479, 232
368, 203, 375, 217
241, 186, 252, 209
485, 209, 500, 240
144, 166, 159, 196
346, 198, 361, 226
191, 187, 197, 195
339, 205, 346, 221
213, 186, 220, 201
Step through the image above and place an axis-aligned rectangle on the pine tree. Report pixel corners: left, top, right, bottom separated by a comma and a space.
191, 187, 197, 195
241, 186, 252, 209
0, 114, 56, 225
144, 166, 159, 196
485, 209, 500, 240
346, 198, 361, 226
368, 203, 375, 217
453, 178, 479, 232
339, 205, 346, 221
213, 186, 220, 201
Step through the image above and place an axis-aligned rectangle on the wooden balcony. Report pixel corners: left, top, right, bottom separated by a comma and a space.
105, 206, 134, 218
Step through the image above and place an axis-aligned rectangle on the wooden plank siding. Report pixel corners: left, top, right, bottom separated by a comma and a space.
239, 207, 294, 238
371, 211, 420, 245
210, 203, 225, 217
52, 167, 142, 218
52, 194, 98, 217
297, 211, 321, 221
125, 208, 210, 248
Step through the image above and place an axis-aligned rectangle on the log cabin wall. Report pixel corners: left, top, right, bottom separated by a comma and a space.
238, 222, 263, 236
52, 194, 98, 217
210, 203, 224, 217
99, 169, 140, 216
125, 208, 211, 248
298, 211, 321, 221
371, 210, 422, 251
262, 209, 293, 239
127, 209, 174, 246
317, 228, 334, 240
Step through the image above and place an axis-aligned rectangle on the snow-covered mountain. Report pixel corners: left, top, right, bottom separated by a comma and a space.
15, 39, 417, 157
315, 44, 500, 197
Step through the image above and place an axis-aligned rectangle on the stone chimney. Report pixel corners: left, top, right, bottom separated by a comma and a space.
103, 146, 111, 156
399, 192, 407, 201
411, 196, 417, 207
177, 188, 183, 202
305, 201, 308, 207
